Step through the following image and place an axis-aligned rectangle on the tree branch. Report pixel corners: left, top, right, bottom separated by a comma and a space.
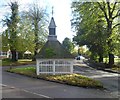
112, 23, 120, 29
107, 2, 111, 18
97, 2, 109, 22
112, 9, 120, 19
111, 2, 117, 15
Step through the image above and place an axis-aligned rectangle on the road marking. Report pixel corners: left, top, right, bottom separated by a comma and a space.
1, 84, 51, 98
22, 89, 51, 98
0, 84, 7, 87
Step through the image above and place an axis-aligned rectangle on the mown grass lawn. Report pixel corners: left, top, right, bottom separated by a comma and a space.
2, 59, 35, 66
112, 65, 120, 71
104, 58, 120, 66
103, 58, 120, 71
7, 67, 103, 89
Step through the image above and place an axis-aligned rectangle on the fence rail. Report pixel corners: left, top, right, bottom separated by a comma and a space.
36, 59, 73, 75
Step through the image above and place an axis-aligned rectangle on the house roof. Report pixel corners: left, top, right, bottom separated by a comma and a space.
35, 40, 74, 59
24, 50, 32, 54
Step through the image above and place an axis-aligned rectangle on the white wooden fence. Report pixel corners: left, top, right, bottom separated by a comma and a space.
36, 59, 73, 75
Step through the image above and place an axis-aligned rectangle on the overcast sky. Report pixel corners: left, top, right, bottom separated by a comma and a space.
0, 0, 75, 43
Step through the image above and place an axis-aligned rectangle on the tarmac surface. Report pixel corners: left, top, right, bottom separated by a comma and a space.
74, 60, 119, 98
1, 60, 119, 99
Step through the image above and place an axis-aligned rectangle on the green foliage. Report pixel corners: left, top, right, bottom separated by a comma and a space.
16, 13, 35, 53
84, 50, 91, 58
72, 2, 107, 61
45, 48, 56, 58
2, 1, 20, 61
2, 1, 48, 61
7, 67, 103, 89
27, 3, 48, 57
71, 1, 120, 63
2, 30, 10, 51
62, 37, 74, 53
78, 46, 86, 55
71, 50, 78, 56
7, 2, 19, 50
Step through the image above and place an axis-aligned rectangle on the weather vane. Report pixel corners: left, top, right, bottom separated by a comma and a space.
52, 6, 54, 17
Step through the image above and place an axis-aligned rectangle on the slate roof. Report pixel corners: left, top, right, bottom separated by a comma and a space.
48, 17, 56, 28
35, 40, 74, 59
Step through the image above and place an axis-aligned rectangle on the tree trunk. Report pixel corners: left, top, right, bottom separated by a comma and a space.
32, 50, 37, 61
11, 50, 17, 61
32, 24, 39, 61
99, 54, 103, 62
109, 53, 114, 67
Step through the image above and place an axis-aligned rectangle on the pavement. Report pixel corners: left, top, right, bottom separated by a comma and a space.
83, 60, 120, 74
1, 60, 119, 99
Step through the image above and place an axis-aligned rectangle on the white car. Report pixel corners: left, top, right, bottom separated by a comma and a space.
76, 56, 85, 60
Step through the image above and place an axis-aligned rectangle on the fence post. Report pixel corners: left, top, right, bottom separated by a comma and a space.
53, 60, 55, 75
36, 59, 39, 75
70, 60, 73, 74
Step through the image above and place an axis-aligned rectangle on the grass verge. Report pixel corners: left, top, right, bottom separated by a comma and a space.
2, 59, 35, 66
7, 67, 103, 89
112, 65, 120, 72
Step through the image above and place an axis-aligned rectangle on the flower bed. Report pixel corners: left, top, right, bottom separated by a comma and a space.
7, 67, 103, 89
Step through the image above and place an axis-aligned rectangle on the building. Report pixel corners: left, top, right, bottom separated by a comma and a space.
0, 50, 11, 59
35, 16, 74, 75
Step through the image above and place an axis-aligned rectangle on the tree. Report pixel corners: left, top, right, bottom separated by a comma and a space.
78, 46, 85, 55
2, 1, 48, 60
97, 1, 120, 66
2, 2, 20, 61
2, 30, 10, 52
71, 1, 120, 65
72, 2, 108, 62
16, 12, 35, 58
62, 37, 74, 53
27, 3, 48, 60
2, 10, 35, 59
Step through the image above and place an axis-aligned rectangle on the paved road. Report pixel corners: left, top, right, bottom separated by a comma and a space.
1, 62, 119, 98
74, 60, 119, 98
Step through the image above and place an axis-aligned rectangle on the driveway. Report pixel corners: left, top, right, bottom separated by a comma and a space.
1, 63, 119, 98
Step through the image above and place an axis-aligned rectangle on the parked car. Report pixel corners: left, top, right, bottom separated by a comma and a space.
76, 56, 80, 60
75, 55, 85, 60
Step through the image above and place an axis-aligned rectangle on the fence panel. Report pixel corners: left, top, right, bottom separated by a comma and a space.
37, 59, 73, 75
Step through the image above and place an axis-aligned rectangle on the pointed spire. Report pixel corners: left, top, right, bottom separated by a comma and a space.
49, 6, 56, 28
49, 17, 56, 28
48, 7, 57, 41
